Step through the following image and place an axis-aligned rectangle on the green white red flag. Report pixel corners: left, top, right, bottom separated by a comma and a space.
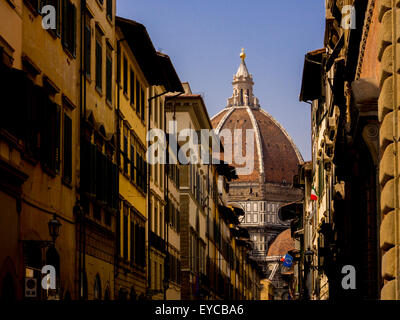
311, 187, 318, 201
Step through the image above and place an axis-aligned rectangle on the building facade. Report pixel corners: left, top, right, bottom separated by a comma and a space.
294, 0, 389, 300
211, 50, 303, 296
0, 0, 80, 300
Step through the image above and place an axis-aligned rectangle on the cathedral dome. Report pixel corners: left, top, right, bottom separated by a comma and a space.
211, 49, 303, 184
267, 229, 295, 257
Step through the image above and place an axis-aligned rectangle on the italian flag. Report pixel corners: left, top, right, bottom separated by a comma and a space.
311, 187, 318, 201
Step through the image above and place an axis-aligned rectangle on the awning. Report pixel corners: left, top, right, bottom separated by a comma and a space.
216, 162, 237, 181
278, 201, 303, 222
299, 48, 325, 102
218, 205, 239, 225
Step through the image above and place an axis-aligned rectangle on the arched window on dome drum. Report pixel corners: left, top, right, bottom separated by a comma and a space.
240, 89, 243, 105
94, 274, 101, 300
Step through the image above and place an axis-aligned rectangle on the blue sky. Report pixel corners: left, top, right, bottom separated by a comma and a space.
117, 1, 325, 160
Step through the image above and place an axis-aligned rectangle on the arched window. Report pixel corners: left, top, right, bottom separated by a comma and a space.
1, 273, 15, 301
240, 89, 244, 105
94, 274, 101, 300
104, 287, 110, 300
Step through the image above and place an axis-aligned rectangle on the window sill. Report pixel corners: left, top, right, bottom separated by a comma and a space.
7, 0, 16, 9
62, 177, 73, 189
46, 28, 60, 40
95, 86, 103, 97
21, 151, 39, 166
41, 165, 57, 179
23, 0, 39, 16
106, 98, 113, 109
95, 0, 104, 11
106, 14, 113, 26
62, 45, 76, 60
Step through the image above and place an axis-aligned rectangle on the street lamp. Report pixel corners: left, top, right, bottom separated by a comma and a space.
48, 214, 62, 244
304, 248, 314, 266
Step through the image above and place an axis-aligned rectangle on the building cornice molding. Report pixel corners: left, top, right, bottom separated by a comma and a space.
355, 0, 376, 80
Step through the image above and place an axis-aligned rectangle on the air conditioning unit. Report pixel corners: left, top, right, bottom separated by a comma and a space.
25, 278, 37, 298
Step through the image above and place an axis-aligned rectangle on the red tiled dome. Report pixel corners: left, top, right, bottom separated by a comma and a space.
267, 229, 295, 257
211, 106, 303, 184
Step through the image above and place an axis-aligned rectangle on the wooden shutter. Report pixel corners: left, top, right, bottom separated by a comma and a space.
141, 89, 145, 121
54, 104, 61, 173
96, 38, 102, 90
130, 70, 134, 106
136, 80, 140, 113
84, 22, 91, 76
63, 113, 72, 183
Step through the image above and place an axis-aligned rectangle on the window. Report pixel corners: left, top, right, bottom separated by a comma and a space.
130, 220, 135, 264
155, 98, 159, 124
154, 205, 158, 235
41, 98, 61, 174
94, 275, 101, 300
95, 29, 103, 91
136, 79, 140, 114
105, 210, 111, 226
63, 113, 72, 183
123, 56, 128, 95
141, 88, 145, 121
130, 134, 135, 181
123, 129, 128, 174
123, 204, 128, 260
106, 47, 112, 103
160, 209, 163, 238
42, 0, 61, 36
84, 17, 91, 77
159, 262, 163, 290
246, 214, 250, 224
130, 70, 135, 106
93, 204, 101, 221
106, 0, 112, 21
62, 0, 76, 56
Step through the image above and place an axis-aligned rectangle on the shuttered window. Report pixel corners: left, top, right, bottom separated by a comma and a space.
123, 56, 128, 94
41, 99, 61, 174
141, 88, 145, 121
61, 0, 76, 56
123, 131, 128, 174
106, 48, 112, 103
123, 205, 128, 260
95, 31, 103, 91
130, 70, 135, 106
136, 79, 140, 114
130, 220, 135, 264
84, 21, 91, 77
106, 0, 112, 21
130, 144, 135, 181
41, 0, 61, 36
63, 113, 72, 184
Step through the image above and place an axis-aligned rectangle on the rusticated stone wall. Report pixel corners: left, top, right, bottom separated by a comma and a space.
378, 0, 400, 300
